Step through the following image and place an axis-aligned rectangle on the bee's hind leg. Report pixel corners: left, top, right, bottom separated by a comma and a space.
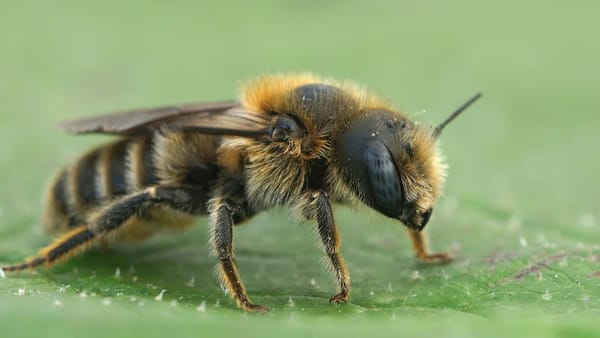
1, 226, 96, 272
2, 185, 205, 273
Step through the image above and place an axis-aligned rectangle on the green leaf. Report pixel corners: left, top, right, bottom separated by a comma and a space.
1, 1, 599, 337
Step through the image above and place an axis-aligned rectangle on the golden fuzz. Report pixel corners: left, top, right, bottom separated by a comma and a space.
242, 73, 392, 117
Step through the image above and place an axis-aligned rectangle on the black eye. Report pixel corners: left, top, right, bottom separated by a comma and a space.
364, 140, 404, 218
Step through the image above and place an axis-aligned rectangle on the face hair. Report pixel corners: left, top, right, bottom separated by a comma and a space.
432, 92, 482, 139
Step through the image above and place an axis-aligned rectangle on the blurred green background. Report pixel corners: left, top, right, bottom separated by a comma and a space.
1, 1, 599, 337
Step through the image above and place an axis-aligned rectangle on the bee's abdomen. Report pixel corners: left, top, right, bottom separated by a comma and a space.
103, 139, 130, 197
42, 169, 73, 231
43, 136, 159, 233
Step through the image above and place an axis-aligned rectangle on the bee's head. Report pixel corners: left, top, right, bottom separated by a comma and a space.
336, 112, 445, 231
335, 93, 480, 231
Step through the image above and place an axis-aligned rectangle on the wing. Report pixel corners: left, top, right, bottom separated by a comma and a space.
59, 101, 274, 137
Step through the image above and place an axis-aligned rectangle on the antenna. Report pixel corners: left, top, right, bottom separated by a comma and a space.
432, 92, 481, 139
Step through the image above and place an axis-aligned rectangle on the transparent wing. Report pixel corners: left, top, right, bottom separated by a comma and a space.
58, 101, 273, 137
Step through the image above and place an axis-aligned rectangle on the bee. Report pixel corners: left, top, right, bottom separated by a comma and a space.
2, 74, 480, 312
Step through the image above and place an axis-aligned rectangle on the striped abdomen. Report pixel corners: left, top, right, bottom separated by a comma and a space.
43, 132, 222, 235
42, 136, 160, 233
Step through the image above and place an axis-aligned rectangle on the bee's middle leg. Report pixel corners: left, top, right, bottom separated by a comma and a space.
304, 191, 350, 304
209, 198, 267, 313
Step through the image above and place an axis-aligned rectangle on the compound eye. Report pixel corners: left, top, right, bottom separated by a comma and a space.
364, 139, 404, 218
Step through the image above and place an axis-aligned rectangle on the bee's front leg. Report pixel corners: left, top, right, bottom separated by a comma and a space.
407, 230, 452, 263
303, 191, 350, 305
209, 198, 267, 313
